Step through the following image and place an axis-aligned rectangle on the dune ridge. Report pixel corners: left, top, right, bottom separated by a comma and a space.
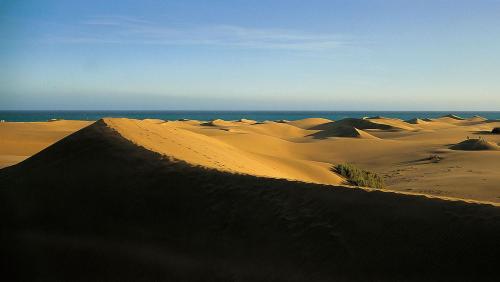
1, 118, 500, 281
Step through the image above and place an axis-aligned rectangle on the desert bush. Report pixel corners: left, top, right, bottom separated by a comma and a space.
428, 154, 442, 163
334, 163, 385, 189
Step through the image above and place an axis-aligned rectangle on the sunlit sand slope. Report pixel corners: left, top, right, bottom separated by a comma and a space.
105, 118, 343, 184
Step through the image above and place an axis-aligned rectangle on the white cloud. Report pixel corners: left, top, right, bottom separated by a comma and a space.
48, 16, 349, 51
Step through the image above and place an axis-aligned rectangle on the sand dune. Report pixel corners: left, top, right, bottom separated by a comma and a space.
451, 138, 500, 151
2, 116, 500, 203
309, 125, 378, 139
442, 114, 465, 120
287, 117, 332, 129
365, 117, 417, 131
470, 115, 487, 122
405, 118, 427, 124
1, 118, 499, 281
104, 118, 342, 185
313, 118, 399, 131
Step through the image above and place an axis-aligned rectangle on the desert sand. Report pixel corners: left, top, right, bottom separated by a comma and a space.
1, 116, 499, 281
2, 115, 499, 202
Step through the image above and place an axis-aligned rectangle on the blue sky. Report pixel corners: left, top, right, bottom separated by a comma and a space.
1, 0, 500, 110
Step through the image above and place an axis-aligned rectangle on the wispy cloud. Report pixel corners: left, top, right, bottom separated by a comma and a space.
47, 16, 349, 51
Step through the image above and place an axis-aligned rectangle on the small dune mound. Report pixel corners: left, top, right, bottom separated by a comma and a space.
310, 126, 378, 139
202, 119, 235, 127
287, 118, 332, 129
470, 115, 487, 121
450, 138, 499, 151
405, 118, 427, 124
442, 114, 465, 120
364, 117, 417, 130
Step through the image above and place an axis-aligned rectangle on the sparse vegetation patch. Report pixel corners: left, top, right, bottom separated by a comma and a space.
334, 163, 385, 189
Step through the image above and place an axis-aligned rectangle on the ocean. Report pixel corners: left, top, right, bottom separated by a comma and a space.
1, 110, 500, 122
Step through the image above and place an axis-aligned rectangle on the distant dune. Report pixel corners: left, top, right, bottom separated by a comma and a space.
442, 114, 466, 120
312, 118, 399, 131
1, 118, 500, 281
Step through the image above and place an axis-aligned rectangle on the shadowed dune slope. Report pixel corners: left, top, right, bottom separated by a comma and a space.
1, 119, 500, 281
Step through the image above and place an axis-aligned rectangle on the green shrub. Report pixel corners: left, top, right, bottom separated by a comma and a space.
334, 163, 385, 189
